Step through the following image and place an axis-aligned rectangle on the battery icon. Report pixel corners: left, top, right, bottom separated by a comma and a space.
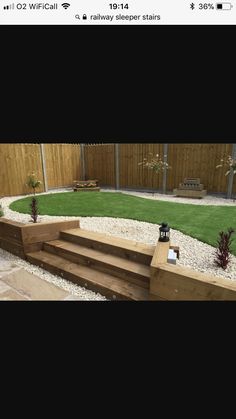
216, 3, 233, 9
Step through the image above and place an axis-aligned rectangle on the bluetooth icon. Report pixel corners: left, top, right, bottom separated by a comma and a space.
190, 2, 195, 9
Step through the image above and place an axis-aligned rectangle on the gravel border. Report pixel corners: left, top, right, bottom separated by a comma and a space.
111, 189, 236, 206
0, 188, 235, 299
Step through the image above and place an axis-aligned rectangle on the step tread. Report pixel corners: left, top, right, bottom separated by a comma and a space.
26, 250, 149, 301
45, 239, 150, 278
61, 228, 155, 256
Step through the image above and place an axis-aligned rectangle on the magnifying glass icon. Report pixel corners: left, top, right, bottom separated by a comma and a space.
75, 14, 80, 19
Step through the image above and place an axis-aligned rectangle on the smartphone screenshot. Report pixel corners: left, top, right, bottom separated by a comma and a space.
0, 1, 235, 303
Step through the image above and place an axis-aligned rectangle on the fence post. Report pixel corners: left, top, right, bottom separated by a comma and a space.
80, 144, 86, 180
227, 143, 236, 199
40, 144, 48, 192
162, 144, 168, 194
115, 144, 120, 190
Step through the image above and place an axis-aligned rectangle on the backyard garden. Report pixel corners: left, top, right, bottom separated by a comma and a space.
0, 143, 236, 300
8, 191, 236, 256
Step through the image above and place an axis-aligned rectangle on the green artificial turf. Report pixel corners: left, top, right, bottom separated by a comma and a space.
9, 191, 236, 255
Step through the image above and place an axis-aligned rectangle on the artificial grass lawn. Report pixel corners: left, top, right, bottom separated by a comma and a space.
10, 192, 236, 255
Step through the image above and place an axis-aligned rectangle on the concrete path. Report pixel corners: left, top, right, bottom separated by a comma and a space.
0, 256, 81, 301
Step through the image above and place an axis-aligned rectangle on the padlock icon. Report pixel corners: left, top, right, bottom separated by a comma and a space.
82, 14, 87, 20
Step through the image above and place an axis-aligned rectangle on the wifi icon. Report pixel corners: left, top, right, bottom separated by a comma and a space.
61, 3, 70, 9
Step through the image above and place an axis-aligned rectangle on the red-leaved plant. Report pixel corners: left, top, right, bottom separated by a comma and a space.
30, 197, 39, 223
214, 228, 235, 270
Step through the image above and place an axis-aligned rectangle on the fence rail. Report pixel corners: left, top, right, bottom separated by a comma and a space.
0, 143, 235, 197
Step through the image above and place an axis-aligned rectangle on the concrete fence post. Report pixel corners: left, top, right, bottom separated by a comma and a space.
162, 144, 168, 194
80, 144, 86, 180
40, 143, 48, 192
227, 144, 236, 199
115, 143, 120, 190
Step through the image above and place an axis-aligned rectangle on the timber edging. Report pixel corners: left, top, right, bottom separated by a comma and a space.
150, 241, 236, 301
1, 217, 236, 300
0, 218, 80, 259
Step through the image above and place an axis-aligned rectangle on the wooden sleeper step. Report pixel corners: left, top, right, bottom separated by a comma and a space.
43, 239, 150, 288
60, 228, 154, 265
26, 250, 149, 301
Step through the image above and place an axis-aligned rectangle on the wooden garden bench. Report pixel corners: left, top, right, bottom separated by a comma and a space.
73, 179, 100, 192
173, 178, 207, 198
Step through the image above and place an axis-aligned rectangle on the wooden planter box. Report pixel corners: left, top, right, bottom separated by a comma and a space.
173, 189, 207, 198
173, 177, 207, 199
0, 218, 80, 260
73, 187, 100, 192
73, 179, 100, 192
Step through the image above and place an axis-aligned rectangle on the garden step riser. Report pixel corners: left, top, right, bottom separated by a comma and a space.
26, 252, 149, 301
43, 242, 150, 289
26, 256, 127, 300
60, 231, 153, 266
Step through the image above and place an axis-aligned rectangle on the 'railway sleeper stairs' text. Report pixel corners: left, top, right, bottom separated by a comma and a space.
90, 14, 160, 21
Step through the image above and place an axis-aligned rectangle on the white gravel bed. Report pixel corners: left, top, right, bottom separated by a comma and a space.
0, 188, 236, 297
78, 217, 236, 282
0, 188, 79, 224
118, 190, 236, 206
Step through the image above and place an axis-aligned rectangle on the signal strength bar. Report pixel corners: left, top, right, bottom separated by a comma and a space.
3, 4, 14, 9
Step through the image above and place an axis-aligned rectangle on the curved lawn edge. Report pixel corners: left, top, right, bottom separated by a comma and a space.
9, 191, 236, 255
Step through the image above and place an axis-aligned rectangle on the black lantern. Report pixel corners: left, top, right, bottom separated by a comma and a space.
159, 222, 170, 242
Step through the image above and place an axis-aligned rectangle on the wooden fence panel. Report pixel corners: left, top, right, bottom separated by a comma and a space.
44, 144, 81, 188
84, 143, 234, 194
0, 144, 44, 197
84, 144, 115, 187
166, 143, 233, 193
119, 143, 164, 190
1, 143, 234, 197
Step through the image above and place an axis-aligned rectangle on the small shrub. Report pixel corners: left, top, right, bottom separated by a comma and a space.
139, 153, 171, 174
26, 172, 42, 195
0, 205, 4, 217
30, 197, 39, 223
214, 228, 235, 270
216, 155, 236, 177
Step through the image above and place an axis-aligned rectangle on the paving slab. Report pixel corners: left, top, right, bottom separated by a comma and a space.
0, 255, 93, 301
0, 257, 20, 279
63, 295, 88, 301
1, 268, 70, 301
0, 280, 12, 293
0, 288, 29, 301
